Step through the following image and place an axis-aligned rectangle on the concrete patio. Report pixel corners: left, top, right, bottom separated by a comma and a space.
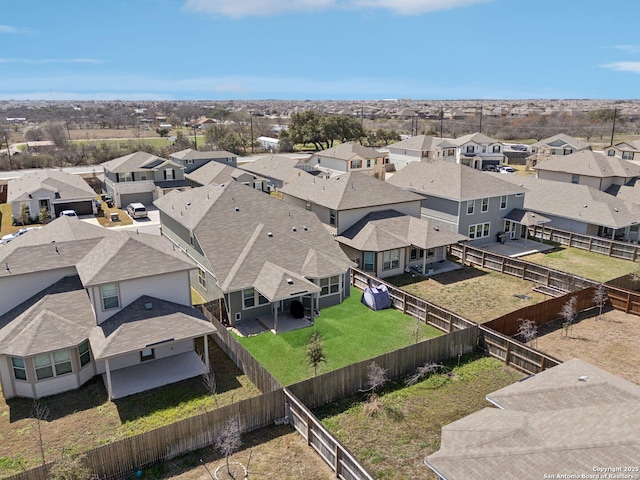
232, 311, 314, 337
478, 238, 555, 258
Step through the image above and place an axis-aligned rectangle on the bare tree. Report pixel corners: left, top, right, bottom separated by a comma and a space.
201, 361, 218, 409
305, 330, 326, 377
560, 296, 578, 338
216, 416, 242, 479
517, 318, 538, 346
361, 362, 387, 394
592, 284, 608, 320
32, 400, 49, 466
405, 362, 449, 387
47, 453, 91, 480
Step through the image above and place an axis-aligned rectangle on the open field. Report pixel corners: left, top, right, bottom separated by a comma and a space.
0, 338, 260, 477
387, 265, 547, 324
521, 246, 638, 283
235, 292, 442, 386
315, 354, 524, 480
534, 308, 640, 385
143, 424, 335, 480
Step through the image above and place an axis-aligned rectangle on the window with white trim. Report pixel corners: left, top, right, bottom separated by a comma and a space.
79, 340, 91, 367
466, 200, 475, 215
243, 288, 269, 309
329, 209, 336, 226
363, 251, 375, 271
164, 168, 175, 180
468, 222, 491, 239
12, 357, 26, 381
305, 201, 312, 211
367, 159, 371, 168
481, 198, 489, 213
571, 174, 580, 184
622, 151, 634, 160
493, 145, 501, 153
351, 159, 361, 169
320, 275, 340, 296
500, 195, 507, 210
101, 283, 120, 310
34, 350, 72, 380
382, 249, 400, 270
198, 268, 207, 289
466, 145, 474, 153
140, 171, 148, 181
410, 247, 424, 260
120, 172, 133, 182
607, 149, 615, 157
140, 348, 155, 362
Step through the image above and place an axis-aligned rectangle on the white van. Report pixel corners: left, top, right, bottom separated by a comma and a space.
126, 203, 148, 219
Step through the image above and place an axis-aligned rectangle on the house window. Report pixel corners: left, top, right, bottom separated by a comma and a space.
351, 159, 361, 169
120, 172, 133, 182
493, 145, 501, 153
410, 247, 424, 260
563, 148, 573, 155
571, 174, 580, 184
79, 340, 91, 367
243, 288, 268, 309
622, 151, 634, 160
607, 150, 615, 157
466, 145, 474, 153
329, 209, 336, 226
12, 357, 26, 381
367, 159, 371, 168
320, 275, 340, 296
140, 348, 155, 362
427, 248, 435, 257
382, 249, 400, 270
500, 195, 507, 210
198, 268, 207, 289
34, 350, 72, 380
466, 200, 475, 215
187, 159, 194, 165
481, 198, 489, 213
101, 284, 120, 310
305, 201, 312, 211
164, 168, 175, 180
468, 222, 491, 239
448, 149, 455, 156
140, 172, 148, 181
363, 251, 375, 271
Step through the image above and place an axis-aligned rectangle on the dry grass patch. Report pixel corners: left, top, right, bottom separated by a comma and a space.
535, 308, 640, 385
387, 266, 546, 323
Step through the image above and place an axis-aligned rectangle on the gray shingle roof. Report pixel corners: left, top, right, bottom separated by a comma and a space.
502, 208, 551, 226
89, 295, 215, 359
101, 151, 182, 173
534, 150, 640, 178
170, 148, 236, 161
531, 133, 592, 150
7, 169, 97, 203
280, 171, 423, 210
154, 182, 354, 293
238, 155, 306, 182
387, 161, 526, 201
425, 359, 640, 480
453, 132, 499, 146
313, 142, 385, 161
387, 135, 447, 152
185, 162, 246, 186
336, 210, 467, 252
253, 261, 321, 302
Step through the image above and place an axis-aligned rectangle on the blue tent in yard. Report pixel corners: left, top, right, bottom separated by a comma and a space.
361, 283, 391, 311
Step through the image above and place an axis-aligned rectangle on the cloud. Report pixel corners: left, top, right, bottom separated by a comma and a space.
184, 0, 491, 18
0, 24, 36, 34
0, 58, 104, 65
614, 45, 640, 54
602, 62, 640, 74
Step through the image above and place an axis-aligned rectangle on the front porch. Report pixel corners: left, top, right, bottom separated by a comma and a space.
102, 351, 206, 399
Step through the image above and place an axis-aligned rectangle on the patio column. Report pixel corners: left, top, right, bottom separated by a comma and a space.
203, 335, 209, 370
421, 249, 427, 274
273, 303, 279, 334
105, 358, 113, 400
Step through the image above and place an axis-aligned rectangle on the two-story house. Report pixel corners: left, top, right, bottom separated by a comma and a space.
303, 142, 387, 178
154, 182, 354, 331
452, 132, 505, 170
527, 133, 592, 168
388, 161, 527, 244
169, 148, 238, 174
238, 154, 315, 192
604, 140, 640, 162
0, 217, 215, 400
101, 151, 190, 208
185, 161, 265, 190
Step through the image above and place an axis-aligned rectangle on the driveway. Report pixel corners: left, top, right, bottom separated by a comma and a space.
110, 207, 161, 235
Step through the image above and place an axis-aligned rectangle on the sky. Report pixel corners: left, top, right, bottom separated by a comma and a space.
1, 0, 639, 101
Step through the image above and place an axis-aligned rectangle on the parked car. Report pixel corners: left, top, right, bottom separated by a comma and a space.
483, 165, 498, 172
126, 202, 148, 219
0, 226, 41, 245
499, 166, 516, 174
59, 210, 79, 218
512, 144, 528, 151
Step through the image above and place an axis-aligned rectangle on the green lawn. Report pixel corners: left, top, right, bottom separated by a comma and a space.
521, 246, 638, 282
235, 292, 442, 386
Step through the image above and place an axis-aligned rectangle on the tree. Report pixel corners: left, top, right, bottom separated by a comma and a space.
560, 296, 578, 338
216, 416, 242, 479
305, 330, 326, 376
321, 115, 365, 147
362, 361, 387, 394
516, 318, 538, 346
201, 361, 218, 409
405, 362, 449, 387
38, 207, 50, 225
286, 110, 326, 150
47, 453, 91, 480
33, 400, 49, 466
19, 203, 30, 225
592, 283, 608, 320
156, 127, 170, 138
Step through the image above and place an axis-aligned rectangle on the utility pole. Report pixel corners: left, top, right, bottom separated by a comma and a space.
361, 105, 364, 127
439, 110, 444, 139
2, 130, 11, 170
250, 114, 254, 154
478, 105, 483, 133
192, 124, 198, 150
610, 108, 618, 146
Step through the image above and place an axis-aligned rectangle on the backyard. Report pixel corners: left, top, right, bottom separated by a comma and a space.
521, 246, 638, 283
386, 265, 547, 324
0, 337, 260, 478
314, 354, 524, 480
235, 291, 442, 386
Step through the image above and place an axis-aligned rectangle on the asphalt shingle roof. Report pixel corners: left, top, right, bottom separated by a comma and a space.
7, 169, 97, 203
534, 150, 640, 178
101, 151, 181, 173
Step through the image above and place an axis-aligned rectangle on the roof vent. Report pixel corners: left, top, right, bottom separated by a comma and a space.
55, 246, 59, 254
434, 226, 439, 231
144, 302, 153, 310
286, 278, 294, 285
235, 207, 240, 212
303, 226, 308, 231
613, 208, 619, 212
578, 375, 589, 382
268, 232, 273, 237
292, 227, 297, 232
583, 205, 588, 208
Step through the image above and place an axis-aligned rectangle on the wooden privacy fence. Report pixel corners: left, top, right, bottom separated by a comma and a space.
449, 243, 597, 291
285, 389, 375, 480
351, 268, 476, 333
484, 287, 596, 336
527, 224, 640, 262
200, 304, 282, 393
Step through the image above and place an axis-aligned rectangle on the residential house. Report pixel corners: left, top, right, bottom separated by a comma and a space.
280, 171, 424, 235
336, 210, 467, 278
451, 132, 505, 170
185, 161, 265, 190
101, 151, 190, 208
238, 155, 316, 192
0, 217, 215, 400
494, 173, 640, 241
169, 148, 238, 173
7, 169, 97, 221
534, 150, 640, 191
303, 142, 387, 178
425, 359, 640, 479
386, 135, 446, 171
527, 133, 592, 168
604, 139, 640, 162
388, 161, 527, 244
154, 182, 355, 330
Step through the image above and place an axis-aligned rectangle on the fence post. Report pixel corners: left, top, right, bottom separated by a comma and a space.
522, 263, 526, 280
546, 269, 551, 287
402, 292, 407, 314
568, 231, 573, 247
634, 246, 638, 263
501, 257, 505, 274
462, 243, 467, 265
335, 445, 340, 478
504, 341, 511, 366
540, 356, 546, 372
481, 251, 486, 268
588, 236, 593, 253
609, 242, 613, 257
307, 414, 312, 446
626, 294, 632, 313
